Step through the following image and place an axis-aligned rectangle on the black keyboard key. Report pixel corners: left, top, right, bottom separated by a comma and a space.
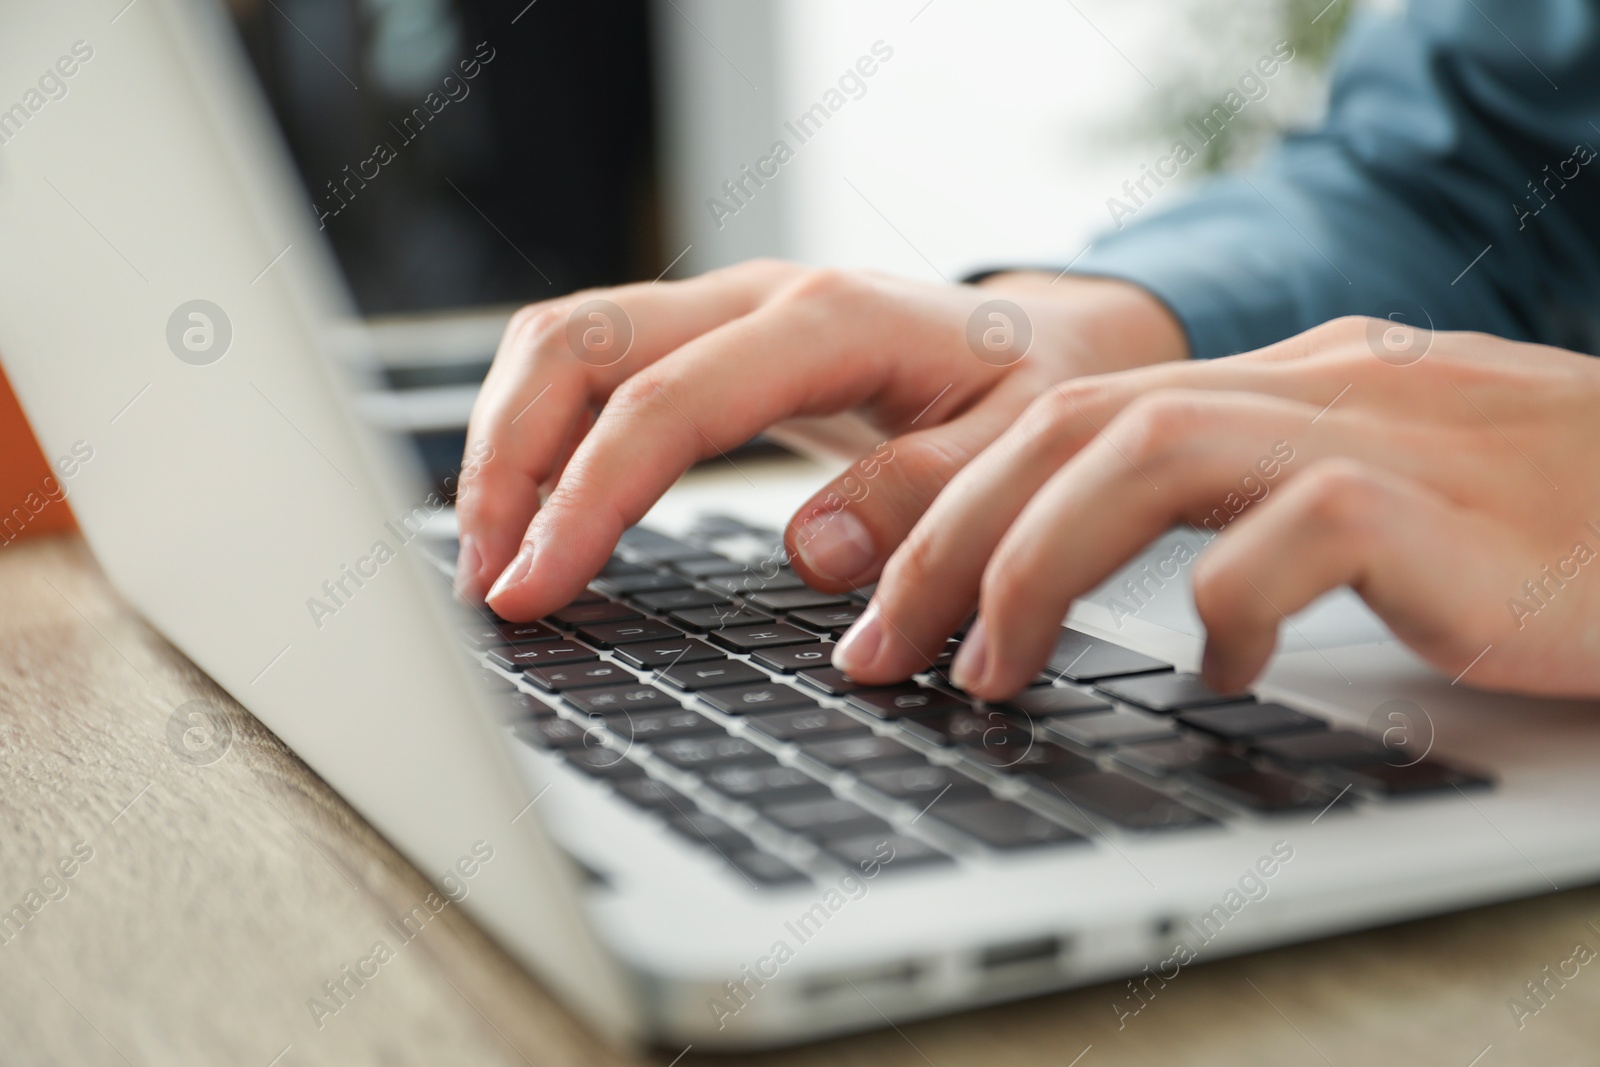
1045, 629, 1171, 682
725, 849, 810, 886
593, 572, 692, 596
1332, 759, 1493, 796
1186, 767, 1335, 813
654, 735, 770, 769
1095, 672, 1250, 712
462, 621, 559, 648
526, 661, 635, 692
601, 707, 722, 742
709, 624, 818, 653
1047, 772, 1214, 831
658, 660, 768, 691
1113, 736, 1252, 778
704, 763, 832, 806
564, 684, 680, 715
899, 708, 1024, 748
617, 527, 718, 563
599, 556, 653, 578
1251, 730, 1401, 769
550, 601, 641, 626
829, 832, 952, 872
857, 764, 989, 805
699, 681, 815, 715
1001, 686, 1112, 717
612, 637, 723, 670
752, 643, 836, 673
744, 706, 868, 743
670, 556, 751, 578
987, 744, 1098, 778
933, 799, 1086, 850
799, 734, 924, 773
562, 746, 643, 779
577, 619, 684, 648
788, 603, 866, 632
612, 776, 692, 812
488, 642, 597, 671
844, 583, 877, 604
847, 686, 967, 720
1177, 702, 1326, 741
764, 797, 891, 840
632, 587, 729, 612
668, 810, 754, 850
796, 666, 870, 696
707, 571, 805, 596
670, 606, 774, 631
1044, 708, 1178, 748
746, 588, 851, 613
513, 716, 597, 750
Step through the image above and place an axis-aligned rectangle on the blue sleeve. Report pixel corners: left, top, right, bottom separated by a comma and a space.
1069, 0, 1600, 360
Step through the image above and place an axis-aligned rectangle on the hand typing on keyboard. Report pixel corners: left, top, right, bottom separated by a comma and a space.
454, 262, 1184, 611
459, 259, 1600, 702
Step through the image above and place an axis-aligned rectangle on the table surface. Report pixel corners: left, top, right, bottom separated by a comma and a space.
2, 532, 1597, 1067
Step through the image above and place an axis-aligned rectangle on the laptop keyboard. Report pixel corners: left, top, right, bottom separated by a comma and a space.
454, 517, 1492, 889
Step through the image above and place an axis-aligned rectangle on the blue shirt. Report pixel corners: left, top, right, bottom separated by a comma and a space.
1071, 0, 1600, 359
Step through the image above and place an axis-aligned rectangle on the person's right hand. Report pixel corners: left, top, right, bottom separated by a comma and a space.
454, 259, 1188, 620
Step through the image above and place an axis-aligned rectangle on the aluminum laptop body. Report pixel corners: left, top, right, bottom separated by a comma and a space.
3, 0, 1599, 1050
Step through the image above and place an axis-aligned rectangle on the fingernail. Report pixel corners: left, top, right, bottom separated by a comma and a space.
796, 508, 875, 582
454, 535, 482, 597
950, 617, 990, 692
487, 543, 536, 602
833, 603, 884, 674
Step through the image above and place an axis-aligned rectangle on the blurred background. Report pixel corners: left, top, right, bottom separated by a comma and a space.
213, 0, 1354, 500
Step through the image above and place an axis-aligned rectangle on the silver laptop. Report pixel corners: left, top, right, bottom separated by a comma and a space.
5, 0, 1599, 1049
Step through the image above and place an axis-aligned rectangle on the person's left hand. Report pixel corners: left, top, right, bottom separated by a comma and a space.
832, 317, 1600, 701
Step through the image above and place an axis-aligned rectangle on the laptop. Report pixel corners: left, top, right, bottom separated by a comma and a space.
5, 0, 1599, 1050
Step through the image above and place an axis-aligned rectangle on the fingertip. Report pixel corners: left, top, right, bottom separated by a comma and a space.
832, 602, 931, 684
1199, 634, 1273, 694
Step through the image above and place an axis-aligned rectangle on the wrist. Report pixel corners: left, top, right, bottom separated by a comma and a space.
977, 271, 1190, 373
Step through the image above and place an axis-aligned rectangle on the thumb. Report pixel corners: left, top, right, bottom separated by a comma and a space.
784, 384, 1030, 590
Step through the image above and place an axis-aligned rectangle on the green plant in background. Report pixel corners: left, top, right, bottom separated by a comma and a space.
1144, 0, 1356, 174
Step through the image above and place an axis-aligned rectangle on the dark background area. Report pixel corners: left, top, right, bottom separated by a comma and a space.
230, 0, 662, 316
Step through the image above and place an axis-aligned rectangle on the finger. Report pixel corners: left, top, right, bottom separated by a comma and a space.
785, 372, 1041, 590
947, 391, 1401, 699
1191, 458, 1522, 692
455, 260, 801, 598
831, 379, 1113, 682
485, 292, 979, 619
835, 360, 1356, 684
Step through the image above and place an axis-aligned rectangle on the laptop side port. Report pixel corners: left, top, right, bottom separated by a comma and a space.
978, 934, 1067, 974
800, 960, 922, 1002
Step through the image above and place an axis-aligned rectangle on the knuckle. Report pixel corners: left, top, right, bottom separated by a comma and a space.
1105, 390, 1205, 466
1018, 380, 1102, 441
777, 266, 864, 308
885, 434, 967, 497
603, 371, 668, 419
1290, 458, 1385, 534
501, 301, 568, 357
882, 528, 942, 595
1318, 315, 1376, 343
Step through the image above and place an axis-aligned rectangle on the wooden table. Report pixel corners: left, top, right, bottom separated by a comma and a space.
2, 534, 1596, 1066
